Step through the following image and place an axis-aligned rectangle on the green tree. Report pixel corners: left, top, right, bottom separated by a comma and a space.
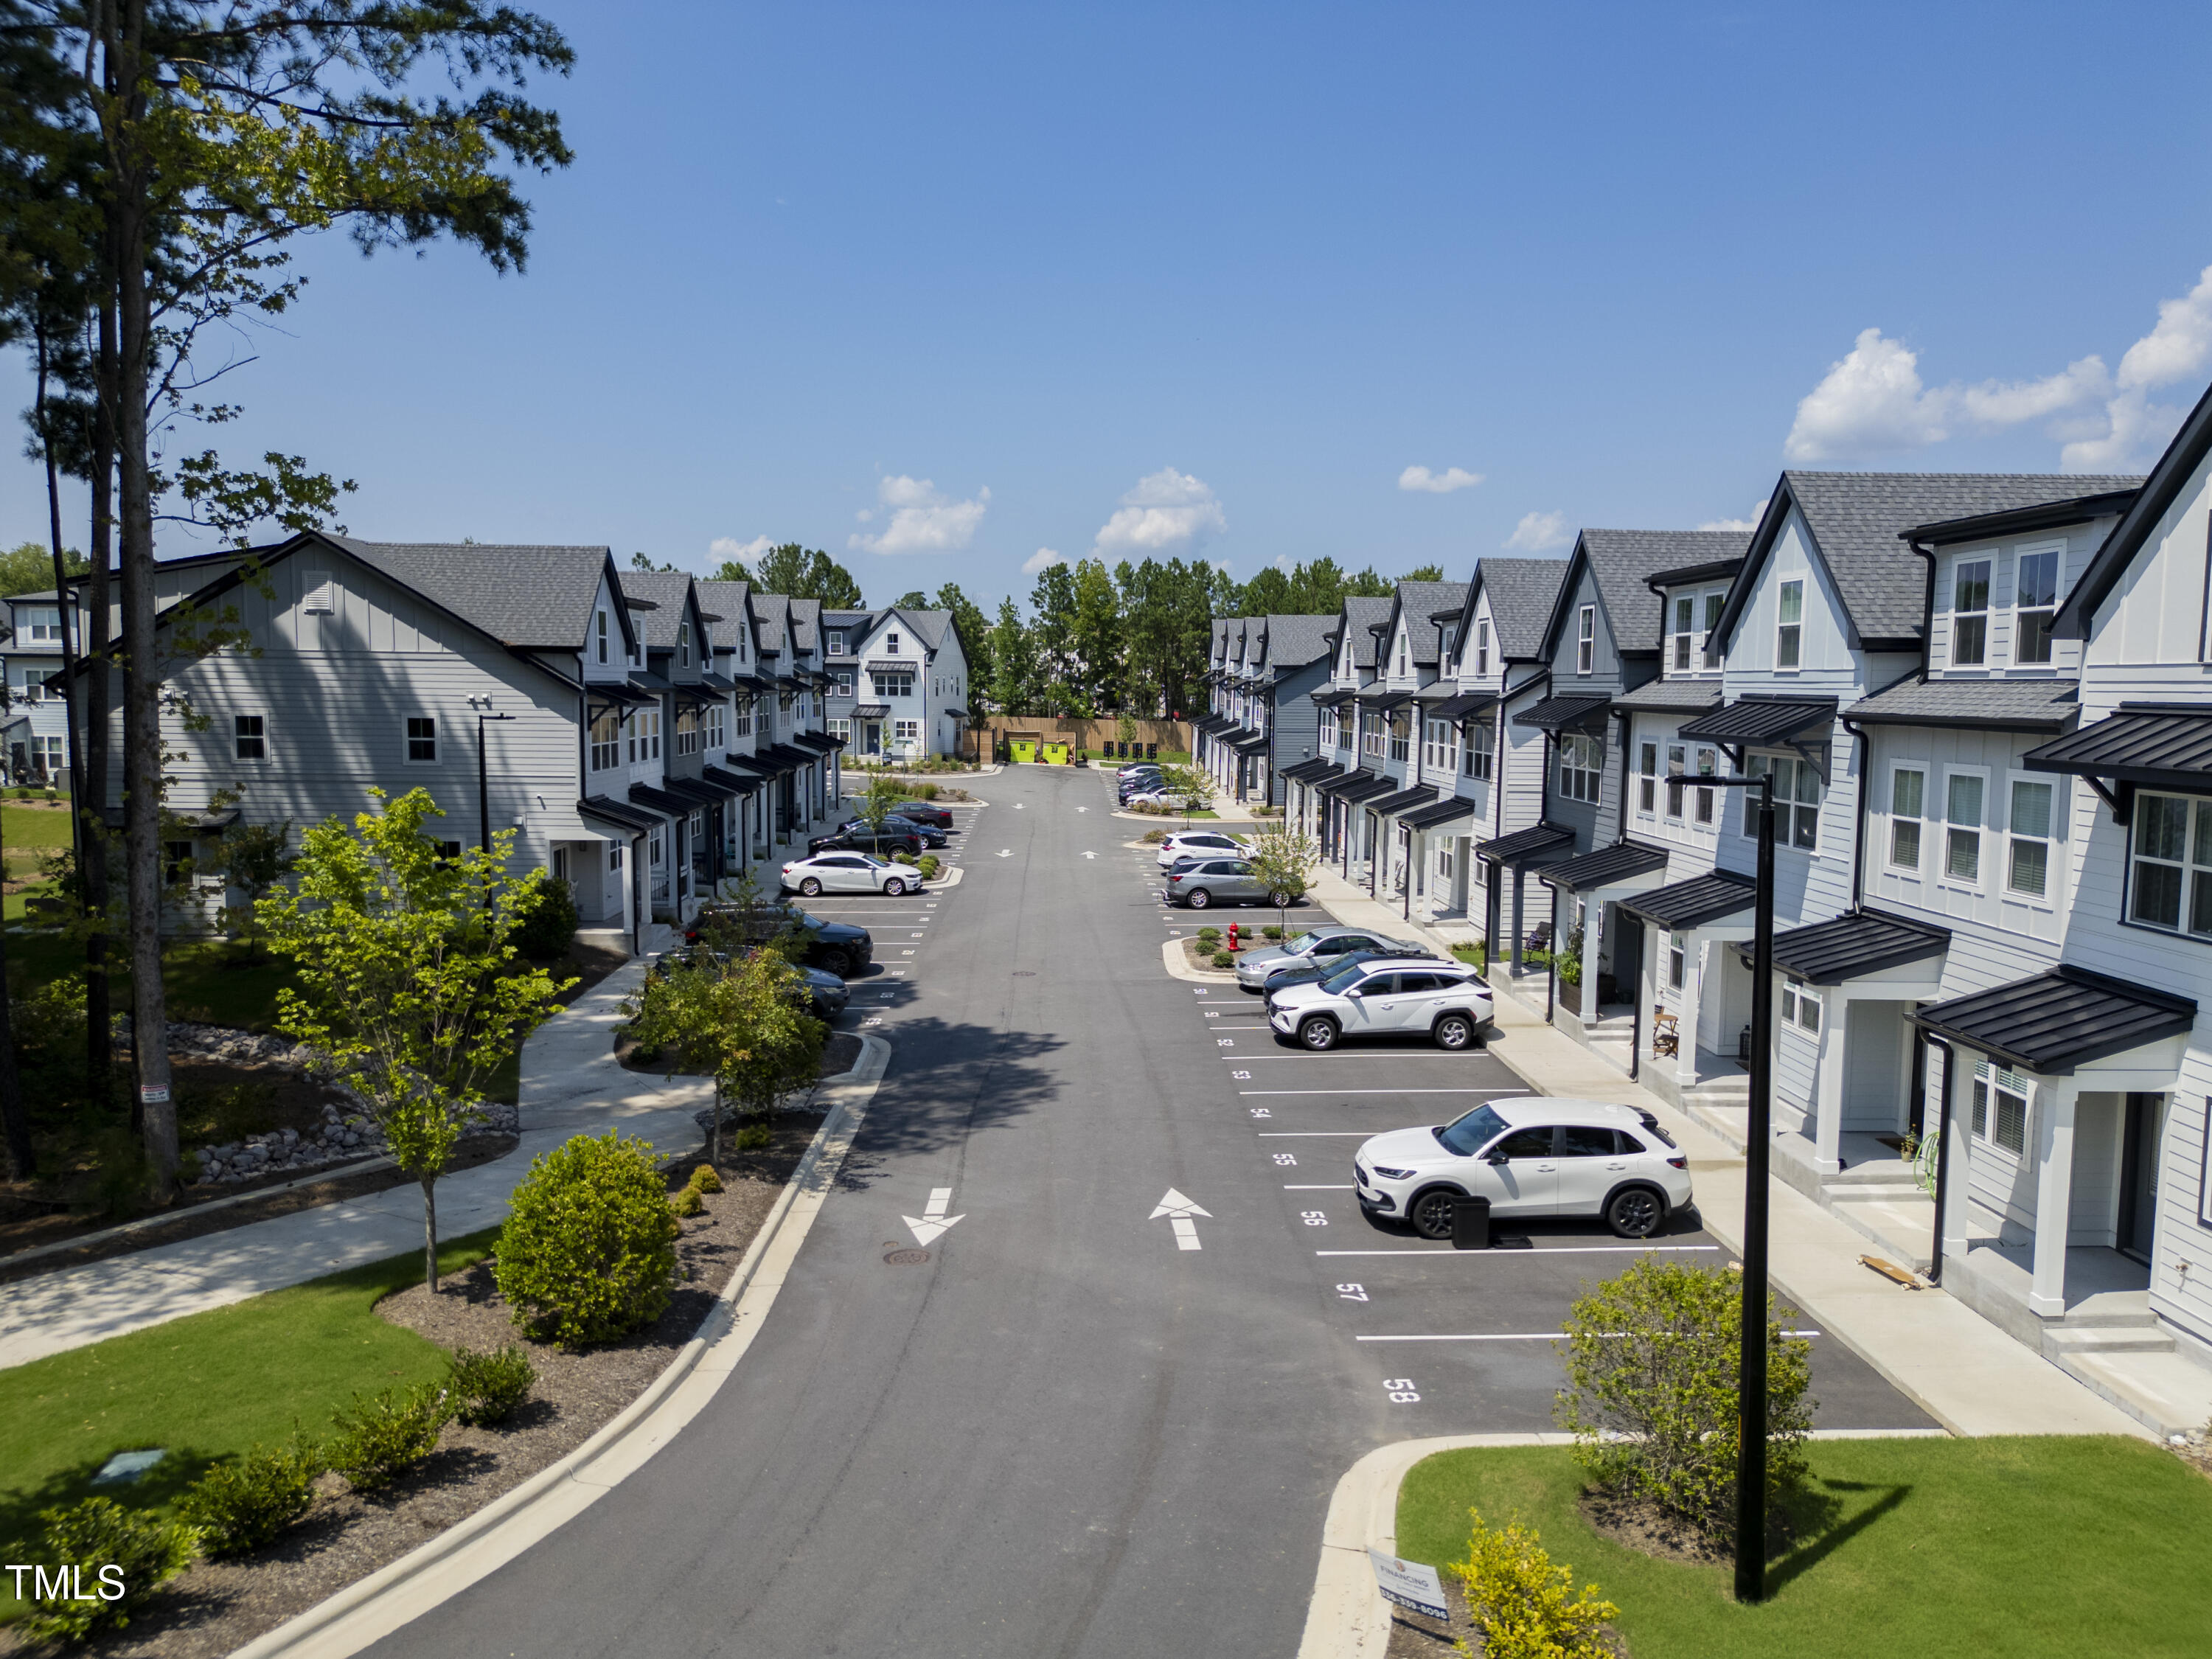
1243, 823, 1319, 934
630, 551, 678, 572
1030, 562, 1080, 699
856, 773, 901, 835
931, 581, 994, 695
1071, 557, 1124, 711
1397, 562, 1446, 582
625, 953, 734, 1161
749, 543, 864, 605
209, 818, 295, 961
988, 597, 1036, 715
802, 549, 865, 607
259, 788, 574, 1291
1159, 762, 1216, 830
888, 588, 930, 610
0, 539, 86, 597
717, 945, 827, 1127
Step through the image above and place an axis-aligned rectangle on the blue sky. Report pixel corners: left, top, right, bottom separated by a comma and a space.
10, 1, 2212, 608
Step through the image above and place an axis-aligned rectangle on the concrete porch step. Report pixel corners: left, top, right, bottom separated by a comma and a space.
2058, 1291, 2161, 1330
1823, 1180, 1928, 1207
1823, 1198, 1935, 1275
2051, 1345, 2212, 1441
2043, 1325, 2175, 1359
1823, 1160, 1918, 1189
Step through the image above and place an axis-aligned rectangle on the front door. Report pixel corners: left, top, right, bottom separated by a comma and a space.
864, 722, 882, 756
2118, 1093, 2166, 1264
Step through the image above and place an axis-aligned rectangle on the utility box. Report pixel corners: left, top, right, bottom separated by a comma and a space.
1451, 1194, 1491, 1250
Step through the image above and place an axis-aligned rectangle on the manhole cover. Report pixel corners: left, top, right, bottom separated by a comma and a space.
1012, 970, 1036, 977
884, 1248, 931, 1265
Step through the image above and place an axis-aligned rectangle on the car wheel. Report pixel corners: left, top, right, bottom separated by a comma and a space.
884, 877, 908, 897
1408, 1187, 1461, 1241
818, 946, 853, 978
1298, 1015, 1338, 1051
1186, 887, 1211, 909
799, 877, 823, 897
1433, 1013, 1475, 1050
1605, 1186, 1664, 1239
1268, 888, 1293, 908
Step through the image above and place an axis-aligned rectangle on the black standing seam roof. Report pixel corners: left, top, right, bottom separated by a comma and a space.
1312, 686, 1354, 707
1538, 841, 1671, 894
661, 776, 733, 807
1617, 869, 1758, 929
1195, 714, 1234, 733
1363, 689, 1419, 711
1733, 908, 1950, 984
720, 753, 779, 779
1281, 757, 1340, 785
1427, 689, 1500, 720
1511, 692, 1612, 732
1367, 785, 1441, 816
699, 765, 762, 796
2023, 709, 2212, 791
579, 796, 662, 834
1319, 771, 1398, 803
1476, 821, 1576, 864
793, 731, 845, 753
1402, 796, 1481, 831
850, 702, 891, 717
1675, 697, 1838, 746
1909, 967, 2197, 1075
1230, 731, 1272, 753
625, 782, 694, 818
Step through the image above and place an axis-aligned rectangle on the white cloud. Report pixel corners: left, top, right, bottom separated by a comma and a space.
1783, 327, 2113, 463
709, 535, 774, 563
1697, 498, 1770, 533
1399, 464, 1484, 494
2062, 265, 2212, 470
1093, 467, 1228, 555
1504, 510, 1571, 552
1021, 547, 1063, 575
847, 475, 990, 554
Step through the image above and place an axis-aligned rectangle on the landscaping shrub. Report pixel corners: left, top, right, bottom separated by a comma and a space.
21, 1497, 199, 1642
1211, 950, 1234, 968
495, 1131, 681, 1347
918, 855, 941, 880
447, 1343, 537, 1427
1139, 828, 1166, 844
178, 1434, 325, 1556
1197, 926, 1221, 943
671, 1184, 705, 1218
327, 1382, 453, 1491
1450, 1506, 1617, 1659
908, 782, 939, 800
512, 874, 580, 959
1554, 1258, 1813, 1543
1262, 925, 1284, 940
734, 1120, 771, 1152
689, 1164, 723, 1193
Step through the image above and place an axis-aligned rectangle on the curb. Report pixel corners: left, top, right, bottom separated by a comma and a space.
1295, 1427, 1952, 1658
925, 865, 966, 890
231, 1034, 894, 1659
1160, 936, 1239, 984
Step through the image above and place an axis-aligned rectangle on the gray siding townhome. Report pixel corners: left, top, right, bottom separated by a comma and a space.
1, 588, 81, 782
1197, 616, 1262, 797
822, 606, 973, 762
1204, 613, 1337, 808
1357, 580, 1467, 917
1301, 596, 1397, 883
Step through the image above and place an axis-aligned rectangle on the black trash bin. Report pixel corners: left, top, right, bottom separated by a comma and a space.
1451, 1194, 1491, 1250
1147, 742, 1158, 759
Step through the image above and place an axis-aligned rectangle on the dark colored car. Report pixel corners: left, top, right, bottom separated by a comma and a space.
1118, 773, 1164, 804
890, 800, 953, 828
648, 946, 850, 1020
810, 821, 924, 858
686, 901, 875, 978
1257, 946, 1433, 1001
878, 813, 950, 848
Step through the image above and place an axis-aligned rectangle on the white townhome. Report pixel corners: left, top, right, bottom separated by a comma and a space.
1200, 614, 1338, 809
821, 605, 973, 764
1, 587, 82, 782
1354, 580, 1470, 917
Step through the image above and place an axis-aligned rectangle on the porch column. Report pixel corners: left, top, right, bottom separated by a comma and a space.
2029, 1079, 2080, 1318
1674, 932, 1703, 1088
1579, 897, 1601, 1026
1813, 989, 1848, 1175
1941, 1042, 1976, 1256
1509, 866, 1526, 975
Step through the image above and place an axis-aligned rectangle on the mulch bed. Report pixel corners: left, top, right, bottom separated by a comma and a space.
1383, 1567, 1630, 1659
1, 1114, 823, 1659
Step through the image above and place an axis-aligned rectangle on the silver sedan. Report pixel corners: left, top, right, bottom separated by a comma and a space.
1234, 926, 1428, 990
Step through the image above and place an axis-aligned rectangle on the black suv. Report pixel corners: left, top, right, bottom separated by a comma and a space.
888, 799, 953, 828
686, 901, 875, 978
809, 821, 924, 858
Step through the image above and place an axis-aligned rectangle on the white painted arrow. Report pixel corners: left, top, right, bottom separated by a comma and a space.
1076, 805, 1088, 813
996, 848, 1012, 858
902, 1186, 964, 1247
1151, 1188, 1211, 1251
1014, 803, 1026, 810
1081, 850, 1097, 860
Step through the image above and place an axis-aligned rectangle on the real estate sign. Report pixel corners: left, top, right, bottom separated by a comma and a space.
1366, 1548, 1447, 1620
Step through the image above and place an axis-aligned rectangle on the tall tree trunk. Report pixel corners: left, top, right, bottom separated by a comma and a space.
422, 1174, 439, 1293
709, 1077, 722, 1166
85, 288, 116, 1116
111, 0, 176, 1194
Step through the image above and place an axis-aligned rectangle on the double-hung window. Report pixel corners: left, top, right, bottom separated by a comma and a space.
871, 669, 914, 698
1672, 597, 1697, 671
677, 621, 691, 669
1638, 740, 1657, 813
708, 703, 726, 748
1694, 746, 1716, 825
1888, 765, 1925, 871
590, 713, 619, 771
1558, 733, 1602, 803
234, 714, 266, 761
1388, 712, 1410, 764
1666, 933, 1686, 992
1778, 979, 1821, 1034
1744, 752, 1823, 848
1423, 719, 1458, 774
596, 609, 609, 664
1701, 592, 1725, 668
2007, 778, 2054, 899
1576, 606, 1596, 675
1775, 580, 1804, 669
1318, 707, 1338, 750
1363, 712, 1385, 759
1971, 1062, 2029, 1156
2128, 793, 2212, 936
2013, 546, 2059, 666
406, 717, 437, 762
827, 630, 845, 655
675, 710, 700, 757
1464, 720, 1494, 780
1665, 742, 1686, 819
1475, 619, 1491, 677
1950, 558, 1991, 667
1944, 770, 1985, 885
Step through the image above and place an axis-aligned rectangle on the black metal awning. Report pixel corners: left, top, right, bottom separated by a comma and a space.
1511, 692, 1611, 733
1229, 730, 1271, 753
760, 742, 818, 771
1618, 869, 1756, 930
793, 731, 845, 754
1318, 770, 1397, 803
1311, 687, 1353, 707
580, 795, 661, 835
1475, 821, 1576, 866
1281, 757, 1340, 785
943, 706, 970, 720
1539, 840, 1670, 894
1196, 714, 1236, 734
1910, 966, 2196, 1075
661, 775, 733, 807
719, 752, 779, 779
1363, 689, 1418, 712
850, 702, 891, 717
698, 672, 738, 693
1402, 795, 1479, 832
1735, 908, 1950, 984
1427, 689, 1500, 721
627, 671, 672, 695
1676, 696, 1837, 746
1368, 784, 1440, 816
2024, 707, 2212, 801
699, 765, 761, 796
626, 782, 694, 818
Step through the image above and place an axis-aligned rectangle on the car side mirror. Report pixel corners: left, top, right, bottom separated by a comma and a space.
1343, 987, 1363, 999
1486, 1152, 1510, 1166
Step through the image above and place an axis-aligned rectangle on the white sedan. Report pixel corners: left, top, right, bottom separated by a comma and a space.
781, 851, 919, 897
1156, 830, 1244, 869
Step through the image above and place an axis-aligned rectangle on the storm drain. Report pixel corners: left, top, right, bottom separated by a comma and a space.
884, 1248, 931, 1265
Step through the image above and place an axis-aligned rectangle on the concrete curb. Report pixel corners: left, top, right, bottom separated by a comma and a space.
1295, 1426, 1952, 1658
229, 1034, 894, 1659
1160, 936, 1239, 984
924, 865, 966, 890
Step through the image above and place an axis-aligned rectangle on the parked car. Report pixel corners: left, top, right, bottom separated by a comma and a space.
1265, 957, 1492, 1050
686, 901, 874, 978
1254, 947, 1439, 997
810, 821, 924, 858
781, 851, 922, 897
1119, 775, 1165, 804
1163, 856, 1295, 909
1128, 787, 1203, 813
646, 947, 849, 1021
889, 799, 953, 828
1234, 927, 1430, 990
880, 813, 950, 847
1353, 1098, 1691, 1240
1157, 830, 1244, 870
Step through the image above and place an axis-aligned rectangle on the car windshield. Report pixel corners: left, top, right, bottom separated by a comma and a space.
1285, 931, 1320, 953
1318, 961, 1369, 994
1433, 1104, 1509, 1157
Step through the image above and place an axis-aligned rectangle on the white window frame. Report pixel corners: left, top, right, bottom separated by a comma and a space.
2004, 772, 2056, 904
1666, 933, 1686, 993
1558, 732, 1602, 804
828, 716, 851, 740
1638, 740, 1657, 815
1436, 838, 1454, 882
1887, 764, 1926, 874
827, 629, 845, 655
1950, 556, 1992, 668
1775, 578, 1804, 671
22, 606, 62, 644
590, 712, 619, 772
2011, 542, 2062, 667
1664, 741, 1686, 821
1388, 710, 1411, 765
406, 715, 437, 764
678, 620, 691, 669
1700, 591, 1725, 669
1576, 605, 1596, 675
1671, 594, 1696, 672
707, 703, 726, 750
1778, 978, 1822, 1036
1423, 718, 1459, 775
1941, 765, 1988, 891
1742, 751, 1823, 850
1475, 618, 1491, 678
1464, 720, 1494, 780
1970, 1061, 2031, 1158
596, 609, 610, 665
2124, 792, 2212, 939
1693, 745, 1717, 826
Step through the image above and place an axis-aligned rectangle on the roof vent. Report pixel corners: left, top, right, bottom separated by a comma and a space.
302, 573, 334, 614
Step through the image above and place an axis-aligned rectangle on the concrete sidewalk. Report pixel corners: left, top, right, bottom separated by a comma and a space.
0, 961, 709, 1373
1303, 869, 2163, 1441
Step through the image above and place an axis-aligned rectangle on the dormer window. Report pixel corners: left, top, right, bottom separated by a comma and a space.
828, 629, 845, 655
1672, 597, 1696, 672
1576, 605, 1596, 675
2013, 546, 2059, 666
887, 633, 900, 653
1701, 592, 1724, 668
1950, 559, 1991, 667
678, 619, 691, 668
1395, 637, 1408, 676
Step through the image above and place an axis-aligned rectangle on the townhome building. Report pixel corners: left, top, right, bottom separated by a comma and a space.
2, 587, 80, 782
820, 605, 973, 762
1298, 595, 1397, 877
1351, 580, 1467, 911
1196, 616, 1264, 798
1197, 614, 1338, 807
744, 591, 843, 835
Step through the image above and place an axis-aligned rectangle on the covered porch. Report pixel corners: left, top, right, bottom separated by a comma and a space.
1474, 821, 1574, 981
1618, 869, 1759, 1108
1536, 840, 1671, 1063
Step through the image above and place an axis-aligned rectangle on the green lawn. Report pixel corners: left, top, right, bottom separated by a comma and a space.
1396, 1439, 2212, 1659
1, 804, 72, 848
4, 928, 295, 1031
0, 1226, 501, 1622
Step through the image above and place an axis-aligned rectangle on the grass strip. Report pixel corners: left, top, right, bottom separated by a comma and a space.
1396, 1438, 2211, 1659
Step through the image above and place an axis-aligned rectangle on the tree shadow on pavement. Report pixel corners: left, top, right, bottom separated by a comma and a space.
836, 1017, 1066, 1191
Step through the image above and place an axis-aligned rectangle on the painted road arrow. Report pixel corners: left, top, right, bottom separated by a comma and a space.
1081, 851, 1096, 860
996, 849, 1012, 858
902, 1186, 965, 1247
1150, 1188, 1211, 1251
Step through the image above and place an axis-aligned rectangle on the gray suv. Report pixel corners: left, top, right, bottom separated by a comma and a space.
1236, 927, 1426, 991
1163, 857, 1295, 910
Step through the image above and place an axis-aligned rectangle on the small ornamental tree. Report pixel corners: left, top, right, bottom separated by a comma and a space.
260, 788, 574, 1292
1159, 762, 1216, 829
858, 773, 902, 835
1244, 823, 1319, 933
722, 945, 829, 1127
626, 953, 732, 1162
211, 819, 296, 961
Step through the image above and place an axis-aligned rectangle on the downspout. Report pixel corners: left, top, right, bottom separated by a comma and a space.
1923, 1031, 1955, 1285
1842, 712, 1872, 911
1545, 882, 1558, 1022
1613, 709, 1633, 847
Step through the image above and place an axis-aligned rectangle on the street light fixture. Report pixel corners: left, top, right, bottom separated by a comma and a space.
468, 698, 516, 855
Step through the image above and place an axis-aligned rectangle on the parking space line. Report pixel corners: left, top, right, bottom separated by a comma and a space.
1314, 1245, 1720, 1256
1217, 1057, 1517, 1063
1253, 1132, 1371, 1138
1354, 1329, 1823, 1341
1238, 1088, 1526, 1096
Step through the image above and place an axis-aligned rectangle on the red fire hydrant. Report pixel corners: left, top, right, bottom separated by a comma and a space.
1228, 922, 1240, 952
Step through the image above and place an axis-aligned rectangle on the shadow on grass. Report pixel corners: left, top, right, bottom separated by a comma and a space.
1767, 1475, 1911, 1590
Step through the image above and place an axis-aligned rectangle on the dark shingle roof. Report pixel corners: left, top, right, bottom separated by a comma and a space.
1779, 472, 2143, 645
750, 591, 790, 655
1846, 674, 2079, 733
614, 569, 695, 650
1579, 531, 1750, 654
1262, 613, 1337, 669
1474, 558, 1571, 660
335, 538, 612, 647
1339, 597, 1393, 669
787, 597, 821, 655
1394, 581, 1469, 664
888, 608, 954, 653
696, 580, 752, 655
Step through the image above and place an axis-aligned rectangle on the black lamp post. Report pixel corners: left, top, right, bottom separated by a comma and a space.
475, 708, 515, 853
1681, 762, 1778, 1602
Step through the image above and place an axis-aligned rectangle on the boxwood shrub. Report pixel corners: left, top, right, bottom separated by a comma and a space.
328, 1382, 452, 1492
447, 1344, 538, 1427
178, 1435, 325, 1556
21, 1498, 198, 1642
495, 1132, 681, 1347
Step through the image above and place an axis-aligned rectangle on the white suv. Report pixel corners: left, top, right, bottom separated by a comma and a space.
1266, 957, 1491, 1051
1156, 830, 1244, 869
1354, 1099, 1693, 1239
